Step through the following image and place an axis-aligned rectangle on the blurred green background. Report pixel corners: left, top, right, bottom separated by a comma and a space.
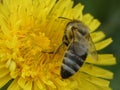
74, 0, 120, 90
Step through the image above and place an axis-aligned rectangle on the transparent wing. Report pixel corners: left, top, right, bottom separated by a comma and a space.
88, 35, 98, 61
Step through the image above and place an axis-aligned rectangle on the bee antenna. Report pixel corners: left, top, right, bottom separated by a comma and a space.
58, 17, 72, 21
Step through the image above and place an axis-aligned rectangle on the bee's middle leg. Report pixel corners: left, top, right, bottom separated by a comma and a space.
54, 42, 64, 54
42, 42, 64, 54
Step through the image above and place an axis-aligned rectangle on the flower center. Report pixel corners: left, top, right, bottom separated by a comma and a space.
18, 31, 52, 79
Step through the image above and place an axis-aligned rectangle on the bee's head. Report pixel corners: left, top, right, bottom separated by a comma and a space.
66, 20, 89, 36
65, 20, 89, 40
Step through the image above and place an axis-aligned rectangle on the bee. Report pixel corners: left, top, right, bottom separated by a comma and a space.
56, 19, 98, 79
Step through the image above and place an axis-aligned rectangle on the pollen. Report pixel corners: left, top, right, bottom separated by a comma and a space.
19, 32, 51, 79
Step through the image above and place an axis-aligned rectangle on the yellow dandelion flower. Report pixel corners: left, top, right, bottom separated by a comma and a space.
0, 0, 116, 90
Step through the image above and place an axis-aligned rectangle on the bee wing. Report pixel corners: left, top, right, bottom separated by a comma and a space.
88, 35, 98, 61
67, 39, 88, 60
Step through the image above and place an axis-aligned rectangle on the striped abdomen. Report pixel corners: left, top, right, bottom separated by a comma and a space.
61, 50, 87, 79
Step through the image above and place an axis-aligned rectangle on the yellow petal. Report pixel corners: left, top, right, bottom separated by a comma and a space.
54, 78, 67, 86
5, 35, 18, 49
18, 77, 27, 89
100, 87, 112, 90
95, 38, 113, 50
79, 78, 102, 90
80, 73, 110, 87
41, 77, 56, 88
91, 31, 105, 43
8, 78, 22, 90
33, 82, 41, 90
72, 3, 84, 19
81, 79, 111, 90
10, 69, 20, 78
0, 67, 9, 78
23, 81, 32, 90
45, 0, 57, 16
0, 61, 6, 69
86, 54, 116, 65
82, 13, 101, 32
35, 80, 46, 90
60, 0, 74, 18
82, 13, 93, 25
0, 4, 9, 18
89, 19, 101, 32
0, 74, 11, 88
66, 80, 78, 90
80, 64, 113, 79
49, 0, 73, 18
0, 64, 5, 69
6, 59, 16, 72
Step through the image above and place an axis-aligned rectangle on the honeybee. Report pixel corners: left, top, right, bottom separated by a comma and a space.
56, 19, 98, 79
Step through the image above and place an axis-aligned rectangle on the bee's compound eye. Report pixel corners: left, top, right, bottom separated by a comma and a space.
71, 26, 77, 30
79, 30, 86, 36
